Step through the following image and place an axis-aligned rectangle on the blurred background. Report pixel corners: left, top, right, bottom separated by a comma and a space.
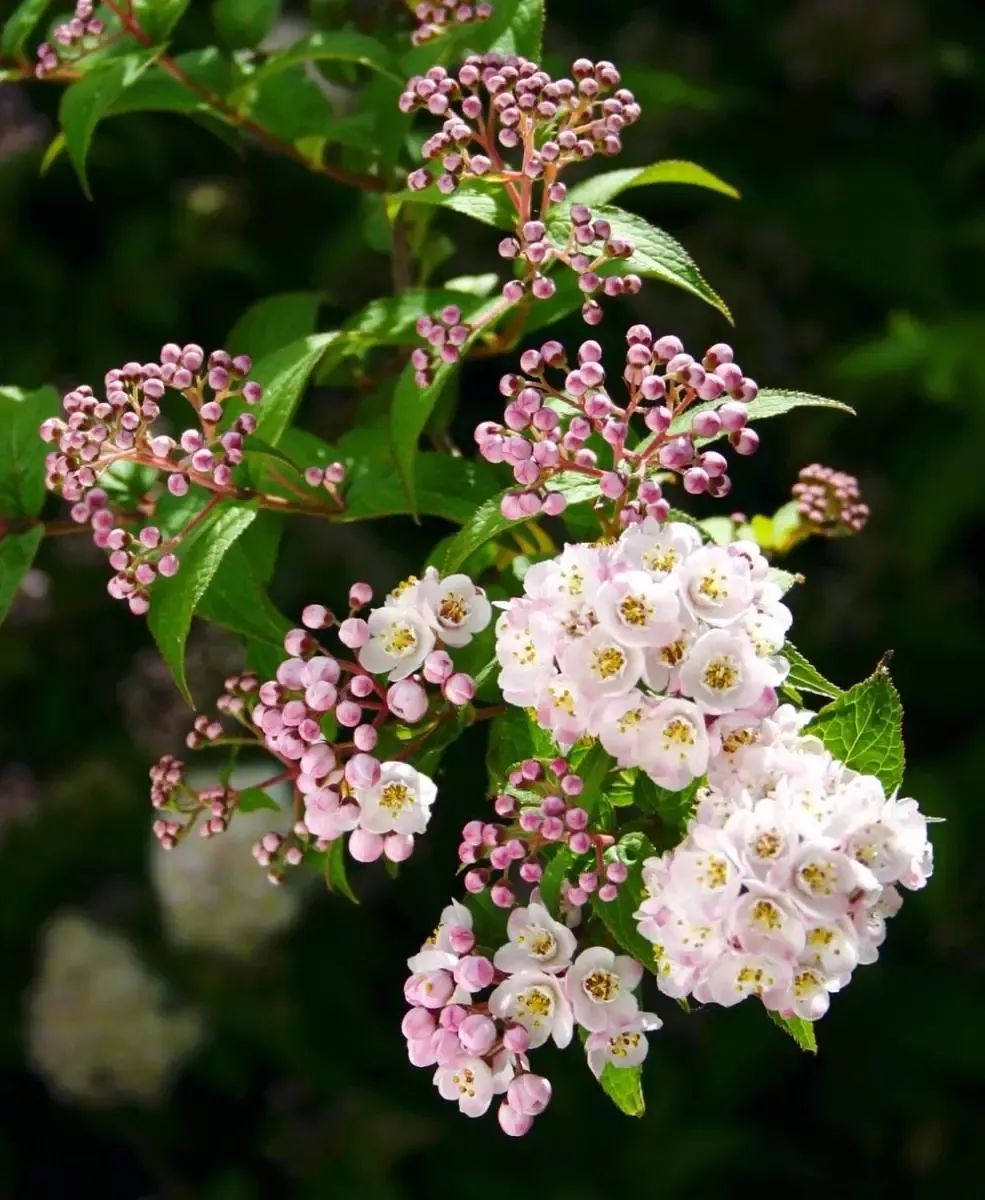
2, 0, 983, 1195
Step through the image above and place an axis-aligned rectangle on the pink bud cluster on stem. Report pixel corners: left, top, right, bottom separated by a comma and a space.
474, 326, 762, 528
149, 571, 494, 879
460, 755, 629, 915
793, 463, 870, 535
40, 343, 346, 614
399, 53, 641, 342
411, 1, 494, 46
35, 1, 106, 77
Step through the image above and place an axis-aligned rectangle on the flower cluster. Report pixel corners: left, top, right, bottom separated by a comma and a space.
411, 0, 493, 46
634, 704, 932, 1019
399, 54, 641, 333
458, 754, 631, 917
151, 768, 302, 959
151, 569, 492, 872
40, 343, 344, 614
477, 328, 761, 522
402, 898, 660, 1134
35, 1, 105, 78
793, 463, 870, 536
496, 520, 791, 782
27, 912, 202, 1106
411, 304, 474, 388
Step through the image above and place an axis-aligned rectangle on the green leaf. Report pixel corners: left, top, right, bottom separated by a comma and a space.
395, 180, 515, 229
807, 665, 905, 795
741, 389, 855, 425
60, 54, 157, 197
0, 525, 44, 627
485, 706, 555, 785
594, 832, 661, 970
633, 773, 699, 849
323, 838, 359, 903
212, 0, 279, 48
547, 204, 731, 321
250, 333, 339, 446
197, 542, 291, 647
567, 160, 740, 208
227, 292, 324, 362
109, 50, 232, 117
767, 1010, 818, 1054
782, 643, 843, 700
0, 385, 59, 518
596, 1061, 645, 1116
148, 503, 258, 703
132, 0, 190, 40
254, 28, 397, 82
486, 0, 544, 58
237, 787, 280, 813
1, 0, 50, 57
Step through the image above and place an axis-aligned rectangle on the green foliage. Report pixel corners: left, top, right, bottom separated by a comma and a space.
485, 705, 555, 784
767, 1010, 818, 1054
148, 503, 258, 703
227, 293, 324, 362
237, 787, 281, 813
808, 665, 905, 795
593, 832, 661, 971
566, 159, 740, 208
323, 838, 360, 904
782, 643, 844, 700
132, 0, 191, 41
392, 181, 516, 229
253, 29, 398, 82
212, 0, 280, 49
0, 385, 58, 518
632, 773, 700, 849
250, 333, 339, 446
59, 54, 157, 198
485, 0, 545, 58
596, 1061, 646, 1117
0, 526, 44, 627
1, 0, 50, 57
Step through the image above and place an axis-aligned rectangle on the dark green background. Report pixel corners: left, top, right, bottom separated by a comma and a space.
1, 0, 983, 1195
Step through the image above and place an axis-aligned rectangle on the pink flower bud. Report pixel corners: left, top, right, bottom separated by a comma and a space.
568, 831, 591, 854
598, 884, 618, 902
384, 833, 415, 862
498, 1102, 534, 1137
345, 753, 381, 790
490, 882, 515, 908
338, 618, 369, 648
503, 1025, 530, 1054
606, 861, 629, 883
348, 828, 384, 863
401, 1007, 435, 1040
158, 554, 180, 578
349, 581, 373, 608
448, 927, 475, 955
302, 604, 331, 629
387, 679, 429, 723
458, 1014, 497, 1056
519, 861, 543, 883
507, 1073, 552, 1116
453, 955, 494, 992
464, 869, 486, 894
423, 651, 454, 683
443, 673, 475, 706
336, 700, 363, 728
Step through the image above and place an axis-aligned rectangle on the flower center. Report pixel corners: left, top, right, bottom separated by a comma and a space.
451, 1066, 478, 1097
379, 782, 412, 815
698, 854, 729, 889
663, 716, 696, 746
751, 899, 782, 929
697, 571, 727, 602
582, 969, 619, 1002
703, 655, 739, 692
643, 547, 677, 574
658, 639, 686, 667
519, 986, 554, 1024
528, 928, 557, 959
752, 830, 782, 860
798, 859, 839, 896
439, 593, 469, 626
609, 1032, 642, 1058
382, 622, 418, 655
723, 728, 757, 754
619, 594, 653, 627
591, 645, 626, 680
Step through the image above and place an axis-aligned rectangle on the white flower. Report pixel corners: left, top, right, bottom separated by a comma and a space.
357, 605, 435, 680
560, 625, 644, 698
615, 518, 701, 579
496, 610, 557, 706
493, 902, 577, 974
728, 890, 806, 960
434, 1056, 495, 1117
408, 899, 473, 973
565, 946, 643, 1033
679, 545, 755, 626
666, 843, 742, 920
421, 570, 492, 647
594, 570, 681, 647
596, 690, 650, 767
353, 761, 437, 836
789, 845, 879, 918
639, 697, 709, 791
534, 674, 590, 747
488, 970, 573, 1049
697, 950, 792, 1008
678, 628, 768, 715
585, 1012, 662, 1079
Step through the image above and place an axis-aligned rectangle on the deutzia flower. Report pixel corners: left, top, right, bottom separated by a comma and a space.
560, 626, 644, 698
349, 762, 437, 862
679, 545, 755, 626
421, 570, 493, 647
594, 570, 681, 647
493, 901, 577, 974
615, 519, 701, 579
357, 605, 435, 680
639, 698, 709, 790
565, 946, 643, 1033
488, 970, 574, 1048
434, 1057, 495, 1117
584, 1011, 662, 1079
678, 628, 769, 715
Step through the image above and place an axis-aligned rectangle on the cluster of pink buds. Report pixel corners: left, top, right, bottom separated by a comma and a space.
148, 569, 493, 872
40, 343, 343, 614
410, 0, 493, 45
400, 54, 639, 193
399, 54, 641, 344
460, 756, 629, 916
475, 327, 762, 525
35, 1, 105, 77
793, 463, 870, 535
402, 897, 660, 1133
411, 306, 474, 387
497, 204, 640, 324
